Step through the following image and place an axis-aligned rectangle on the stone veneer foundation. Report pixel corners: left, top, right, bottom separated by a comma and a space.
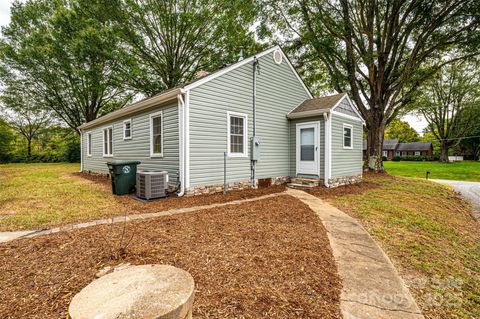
185, 176, 290, 197
327, 174, 363, 188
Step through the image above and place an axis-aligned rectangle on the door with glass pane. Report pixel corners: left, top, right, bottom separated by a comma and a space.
296, 122, 319, 175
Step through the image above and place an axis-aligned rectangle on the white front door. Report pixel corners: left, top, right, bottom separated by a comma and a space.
296, 122, 319, 176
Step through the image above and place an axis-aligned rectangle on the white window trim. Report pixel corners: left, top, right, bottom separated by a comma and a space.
343, 123, 353, 149
382, 151, 388, 157
150, 111, 164, 158
415, 151, 421, 156
123, 119, 132, 140
102, 126, 113, 157
86, 132, 92, 157
227, 111, 248, 158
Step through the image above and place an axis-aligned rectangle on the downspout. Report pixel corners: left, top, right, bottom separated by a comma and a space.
323, 112, 330, 187
251, 56, 259, 188
177, 92, 185, 197
79, 129, 83, 172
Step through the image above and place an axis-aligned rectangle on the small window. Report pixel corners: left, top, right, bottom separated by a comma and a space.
227, 112, 248, 157
343, 124, 353, 149
150, 111, 163, 157
396, 151, 400, 156
87, 132, 92, 156
382, 151, 388, 157
415, 151, 420, 156
402, 151, 407, 157
123, 119, 132, 140
103, 126, 113, 157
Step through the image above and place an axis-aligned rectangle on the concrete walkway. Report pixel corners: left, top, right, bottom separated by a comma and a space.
431, 179, 480, 223
287, 188, 424, 319
0, 192, 283, 243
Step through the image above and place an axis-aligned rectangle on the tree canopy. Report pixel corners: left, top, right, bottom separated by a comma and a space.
384, 119, 419, 143
260, 0, 480, 170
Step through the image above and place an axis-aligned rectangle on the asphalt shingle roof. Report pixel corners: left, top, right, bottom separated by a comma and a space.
290, 93, 347, 114
362, 139, 399, 151
396, 142, 432, 151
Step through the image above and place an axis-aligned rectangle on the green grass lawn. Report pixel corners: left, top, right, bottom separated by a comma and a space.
0, 163, 128, 231
384, 160, 480, 182
320, 174, 480, 319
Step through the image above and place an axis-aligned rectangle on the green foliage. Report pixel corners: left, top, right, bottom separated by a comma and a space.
0, 0, 135, 131
117, 0, 262, 96
385, 119, 420, 143
0, 117, 14, 162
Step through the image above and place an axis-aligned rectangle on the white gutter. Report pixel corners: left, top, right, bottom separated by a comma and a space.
323, 112, 331, 187
177, 93, 185, 197
184, 90, 190, 189
78, 88, 181, 130
79, 129, 83, 172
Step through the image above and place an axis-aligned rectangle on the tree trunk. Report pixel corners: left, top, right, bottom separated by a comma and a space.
364, 116, 386, 172
27, 138, 32, 160
440, 141, 449, 162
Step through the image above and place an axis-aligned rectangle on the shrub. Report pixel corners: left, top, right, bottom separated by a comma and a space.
392, 156, 401, 161
382, 156, 388, 161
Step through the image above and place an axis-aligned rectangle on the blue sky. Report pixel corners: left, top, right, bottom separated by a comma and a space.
0, 0, 428, 134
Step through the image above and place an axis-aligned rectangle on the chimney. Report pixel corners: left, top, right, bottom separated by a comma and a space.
195, 70, 209, 79
238, 47, 244, 61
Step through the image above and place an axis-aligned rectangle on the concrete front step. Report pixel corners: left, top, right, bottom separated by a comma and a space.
290, 177, 321, 186
287, 183, 317, 190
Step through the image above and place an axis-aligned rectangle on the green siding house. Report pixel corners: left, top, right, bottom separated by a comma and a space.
79, 46, 364, 196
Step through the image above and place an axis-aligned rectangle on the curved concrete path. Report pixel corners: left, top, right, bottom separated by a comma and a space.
431, 179, 480, 223
287, 188, 424, 319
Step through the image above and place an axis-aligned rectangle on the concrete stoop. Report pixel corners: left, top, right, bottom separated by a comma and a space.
286, 188, 425, 319
287, 177, 321, 190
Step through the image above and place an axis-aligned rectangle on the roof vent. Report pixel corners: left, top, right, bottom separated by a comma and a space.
273, 49, 283, 64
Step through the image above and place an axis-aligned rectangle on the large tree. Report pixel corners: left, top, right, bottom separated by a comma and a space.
0, 0, 135, 133
414, 61, 480, 162
1, 81, 51, 159
117, 0, 261, 96
384, 119, 419, 143
260, 0, 480, 171
0, 116, 14, 162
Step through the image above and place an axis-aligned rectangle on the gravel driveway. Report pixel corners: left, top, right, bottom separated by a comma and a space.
432, 179, 480, 222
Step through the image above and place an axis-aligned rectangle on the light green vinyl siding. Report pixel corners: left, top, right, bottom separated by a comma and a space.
289, 117, 325, 178
330, 114, 363, 177
81, 102, 179, 182
188, 52, 310, 187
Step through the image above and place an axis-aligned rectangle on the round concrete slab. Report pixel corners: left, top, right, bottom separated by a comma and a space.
69, 264, 194, 319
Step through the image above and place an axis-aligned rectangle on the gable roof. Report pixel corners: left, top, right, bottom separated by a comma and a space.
79, 46, 312, 130
397, 142, 432, 151
290, 93, 346, 114
362, 139, 399, 151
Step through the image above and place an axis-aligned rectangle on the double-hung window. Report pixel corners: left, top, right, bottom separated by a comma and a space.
150, 111, 163, 157
86, 132, 92, 156
103, 126, 113, 157
382, 151, 388, 157
123, 119, 132, 140
343, 124, 353, 149
227, 112, 248, 157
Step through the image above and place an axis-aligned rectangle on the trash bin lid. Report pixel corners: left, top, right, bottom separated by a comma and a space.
106, 160, 141, 166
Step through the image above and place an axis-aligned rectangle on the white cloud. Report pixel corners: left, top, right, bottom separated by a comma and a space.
402, 113, 428, 135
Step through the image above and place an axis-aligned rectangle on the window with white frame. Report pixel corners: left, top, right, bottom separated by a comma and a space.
396, 151, 400, 156
150, 111, 163, 157
227, 112, 248, 157
123, 119, 132, 140
382, 151, 388, 157
415, 151, 420, 156
343, 124, 353, 149
87, 132, 92, 156
103, 126, 113, 157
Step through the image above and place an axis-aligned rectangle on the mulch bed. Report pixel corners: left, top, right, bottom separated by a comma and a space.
0, 195, 342, 319
72, 171, 286, 213
307, 172, 383, 199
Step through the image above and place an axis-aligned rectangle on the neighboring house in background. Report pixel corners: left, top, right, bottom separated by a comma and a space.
79, 46, 364, 196
362, 139, 399, 160
363, 140, 433, 160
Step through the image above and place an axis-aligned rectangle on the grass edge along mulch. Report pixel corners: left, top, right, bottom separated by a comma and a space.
309, 173, 480, 319
0, 195, 342, 319
0, 162, 286, 231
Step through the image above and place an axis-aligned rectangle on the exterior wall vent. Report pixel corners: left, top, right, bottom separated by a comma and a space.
136, 170, 168, 200
273, 49, 283, 64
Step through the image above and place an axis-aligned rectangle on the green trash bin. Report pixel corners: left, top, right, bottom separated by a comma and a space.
106, 160, 141, 195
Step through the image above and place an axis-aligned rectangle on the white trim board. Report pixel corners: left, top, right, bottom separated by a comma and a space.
226, 111, 249, 158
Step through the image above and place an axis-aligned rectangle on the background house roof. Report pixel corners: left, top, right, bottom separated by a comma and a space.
289, 93, 346, 115
362, 139, 399, 151
397, 142, 432, 151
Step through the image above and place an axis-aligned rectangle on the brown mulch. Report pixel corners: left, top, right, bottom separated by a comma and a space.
0, 195, 342, 319
72, 171, 286, 213
307, 172, 384, 199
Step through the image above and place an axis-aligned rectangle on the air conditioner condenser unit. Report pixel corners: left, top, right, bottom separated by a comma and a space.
136, 170, 168, 200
